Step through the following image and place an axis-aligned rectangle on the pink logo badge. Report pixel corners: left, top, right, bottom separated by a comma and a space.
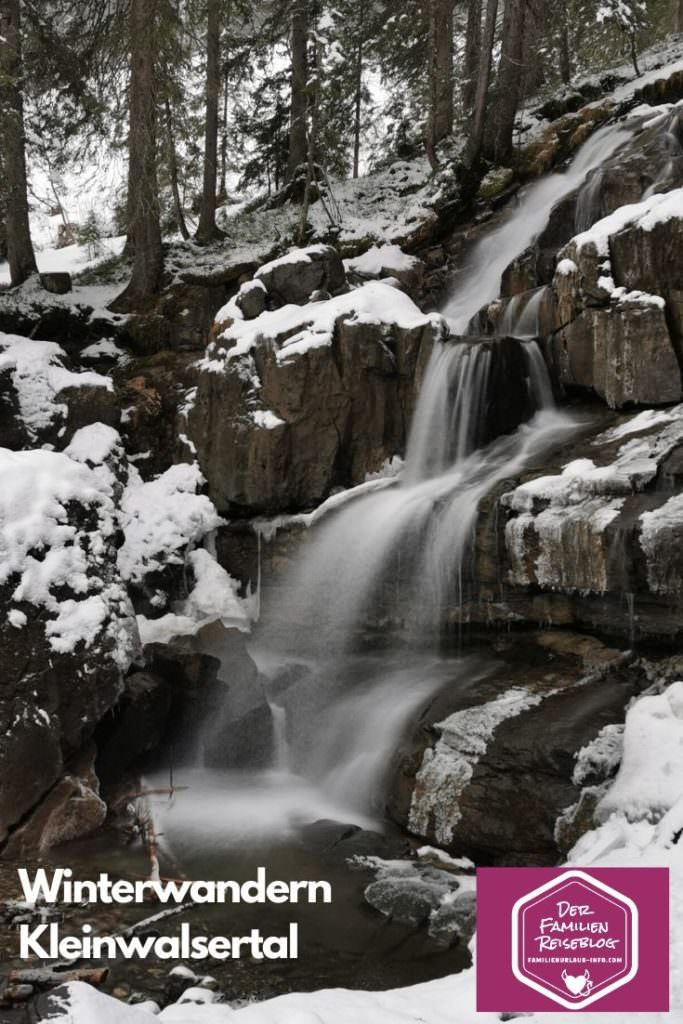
477, 867, 669, 1012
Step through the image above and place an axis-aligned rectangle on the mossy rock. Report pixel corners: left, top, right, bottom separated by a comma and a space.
477, 166, 515, 201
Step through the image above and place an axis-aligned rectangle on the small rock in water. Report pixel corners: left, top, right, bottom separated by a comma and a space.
364, 876, 447, 927
428, 888, 476, 946
112, 983, 131, 1000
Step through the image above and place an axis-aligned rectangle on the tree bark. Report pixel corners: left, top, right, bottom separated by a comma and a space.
463, 0, 482, 113
678, 0, 683, 33
628, 29, 640, 77
287, 1, 308, 183
165, 98, 189, 241
299, 28, 320, 242
111, 0, 163, 311
352, 36, 363, 178
558, 4, 571, 84
426, 0, 455, 167
196, 0, 224, 242
219, 64, 229, 202
464, 0, 498, 171
484, 0, 526, 165
0, 0, 37, 287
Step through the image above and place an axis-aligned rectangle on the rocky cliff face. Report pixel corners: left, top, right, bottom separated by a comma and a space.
187, 249, 445, 516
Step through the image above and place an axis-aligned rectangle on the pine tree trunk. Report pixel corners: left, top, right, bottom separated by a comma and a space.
0, 0, 37, 287
219, 66, 229, 202
463, 0, 482, 113
165, 98, 189, 241
352, 37, 363, 178
287, 1, 308, 183
111, 0, 163, 311
196, 0, 224, 242
484, 0, 526, 165
427, 0, 455, 167
464, 0, 499, 171
629, 30, 640, 77
558, 4, 571, 84
299, 31, 320, 242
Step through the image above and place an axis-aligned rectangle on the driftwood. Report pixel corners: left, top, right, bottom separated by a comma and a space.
7, 966, 108, 989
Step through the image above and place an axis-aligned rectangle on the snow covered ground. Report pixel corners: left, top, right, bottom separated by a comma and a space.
0, 233, 126, 287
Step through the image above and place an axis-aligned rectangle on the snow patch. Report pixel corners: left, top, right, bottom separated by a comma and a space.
118, 464, 223, 586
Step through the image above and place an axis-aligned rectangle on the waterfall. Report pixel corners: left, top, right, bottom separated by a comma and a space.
268, 701, 289, 771
158, 122, 642, 846
497, 288, 547, 340
441, 122, 630, 332
404, 343, 493, 485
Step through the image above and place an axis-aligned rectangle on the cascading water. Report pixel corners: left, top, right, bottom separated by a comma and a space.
442, 121, 630, 332
153, 119, 642, 849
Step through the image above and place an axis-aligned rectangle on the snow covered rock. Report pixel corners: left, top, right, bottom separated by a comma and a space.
550, 187, 683, 408
253, 244, 346, 306
235, 278, 267, 319
344, 244, 426, 301
118, 462, 223, 617
190, 282, 443, 514
0, 332, 116, 449
0, 435, 138, 846
503, 404, 683, 600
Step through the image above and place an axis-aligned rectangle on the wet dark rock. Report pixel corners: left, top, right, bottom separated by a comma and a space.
389, 634, 647, 864
96, 672, 173, 787
144, 627, 270, 770
298, 820, 412, 863
164, 966, 199, 1006
56, 383, 121, 441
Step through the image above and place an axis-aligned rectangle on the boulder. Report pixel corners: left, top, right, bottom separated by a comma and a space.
39, 272, 72, 295
254, 244, 346, 305
189, 282, 442, 515
235, 279, 267, 319
553, 300, 681, 408
4, 745, 107, 856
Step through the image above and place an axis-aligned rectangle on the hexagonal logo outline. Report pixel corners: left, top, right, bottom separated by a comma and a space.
511, 869, 639, 1010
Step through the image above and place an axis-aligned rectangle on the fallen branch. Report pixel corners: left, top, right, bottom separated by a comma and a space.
7, 966, 108, 989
